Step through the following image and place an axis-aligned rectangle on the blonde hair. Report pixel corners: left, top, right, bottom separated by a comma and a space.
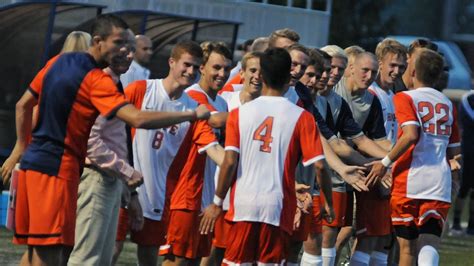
321, 45, 347, 61
269, 28, 300, 47
375, 38, 407, 61
61, 31, 91, 53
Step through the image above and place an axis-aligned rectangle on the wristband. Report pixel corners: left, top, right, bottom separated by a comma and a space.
130, 190, 138, 197
213, 195, 223, 207
381, 155, 392, 167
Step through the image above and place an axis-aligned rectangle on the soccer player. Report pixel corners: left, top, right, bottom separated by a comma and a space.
220, 37, 269, 93
369, 38, 407, 144
12, 15, 210, 266
119, 40, 224, 266
367, 48, 460, 266
200, 47, 334, 265
333, 52, 392, 265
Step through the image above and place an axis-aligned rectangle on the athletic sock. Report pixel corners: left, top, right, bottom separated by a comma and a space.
368, 251, 388, 266
349, 251, 371, 266
321, 247, 336, 266
418, 245, 439, 266
301, 251, 323, 266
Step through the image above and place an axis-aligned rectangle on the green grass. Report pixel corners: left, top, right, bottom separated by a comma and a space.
2, 227, 474, 265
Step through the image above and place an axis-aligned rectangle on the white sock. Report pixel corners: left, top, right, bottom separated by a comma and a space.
418, 245, 439, 266
321, 247, 336, 266
368, 251, 388, 266
349, 251, 371, 266
301, 251, 323, 266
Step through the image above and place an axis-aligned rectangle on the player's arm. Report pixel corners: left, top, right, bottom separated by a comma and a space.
366, 124, 419, 187
86, 116, 143, 188
351, 134, 388, 159
199, 150, 238, 235
327, 137, 372, 166
321, 137, 369, 192
2, 89, 37, 184
205, 144, 225, 167
116, 104, 210, 129
208, 112, 228, 128
374, 138, 392, 151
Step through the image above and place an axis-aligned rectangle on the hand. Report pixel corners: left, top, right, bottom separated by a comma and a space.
128, 195, 144, 231
365, 161, 387, 187
449, 154, 462, 171
127, 170, 143, 189
380, 172, 393, 189
293, 207, 302, 230
2, 155, 20, 185
295, 183, 312, 213
340, 165, 369, 192
199, 203, 222, 235
195, 105, 211, 120
321, 202, 335, 224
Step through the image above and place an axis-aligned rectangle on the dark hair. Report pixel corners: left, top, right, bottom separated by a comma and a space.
91, 14, 129, 39
260, 48, 291, 90
415, 48, 444, 88
408, 38, 438, 55
286, 43, 309, 56
201, 41, 232, 65
307, 48, 326, 73
171, 40, 203, 60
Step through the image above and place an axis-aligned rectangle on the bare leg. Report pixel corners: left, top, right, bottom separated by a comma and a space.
112, 240, 124, 265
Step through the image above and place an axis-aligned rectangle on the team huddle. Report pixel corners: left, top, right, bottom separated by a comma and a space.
1, 14, 461, 266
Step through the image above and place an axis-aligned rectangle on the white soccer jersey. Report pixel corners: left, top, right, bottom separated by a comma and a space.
284, 86, 304, 106
125, 79, 217, 220
224, 96, 325, 233
186, 84, 228, 209
392, 87, 460, 202
220, 91, 243, 111
369, 82, 397, 144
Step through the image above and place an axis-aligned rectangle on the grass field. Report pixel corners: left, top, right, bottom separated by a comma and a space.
1, 227, 474, 265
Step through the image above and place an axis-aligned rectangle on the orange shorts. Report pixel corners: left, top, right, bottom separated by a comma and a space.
391, 195, 450, 228
311, 195, 323, 234
159, 209, 212, 259
116, 207, 129, 242
14, 169, 78, 246
213, 211, 231, 248
131, 215, 168, 246
223, 222, 290, 265
320, 191, 347, 228
355, 190, 392, 237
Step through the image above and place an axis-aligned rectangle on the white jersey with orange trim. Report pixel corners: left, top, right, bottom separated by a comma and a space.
369, 82, 397, 144
220, 91, 243, 112
224, 96, 325, 233
284, 86, 304, 107
125, 79, 218, 220
185, 84, 228, 209
392, 87, 461, 203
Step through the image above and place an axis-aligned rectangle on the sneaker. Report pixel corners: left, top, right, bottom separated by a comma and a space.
466, 227, 474, 236
449, 227, 464, 236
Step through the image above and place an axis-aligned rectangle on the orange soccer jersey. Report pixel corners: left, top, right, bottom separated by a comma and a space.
16, 52, 128, 246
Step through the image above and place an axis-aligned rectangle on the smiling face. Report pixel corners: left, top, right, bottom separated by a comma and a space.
241, 57, 262, 95
379, 52, 407, 86
289, 49, 309, 86
97, 26, 130, 67
109, 29, 135, 75
169, 52, 202, 88
199, 51, 232, 92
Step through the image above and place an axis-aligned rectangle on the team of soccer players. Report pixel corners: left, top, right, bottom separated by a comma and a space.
1, 14, 462, 266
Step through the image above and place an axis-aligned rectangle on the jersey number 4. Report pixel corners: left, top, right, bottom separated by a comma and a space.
418, 101, 451, 136
253, 116, 274, 153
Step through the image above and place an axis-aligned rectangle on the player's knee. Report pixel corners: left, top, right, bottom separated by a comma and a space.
394, 224, 419, 240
